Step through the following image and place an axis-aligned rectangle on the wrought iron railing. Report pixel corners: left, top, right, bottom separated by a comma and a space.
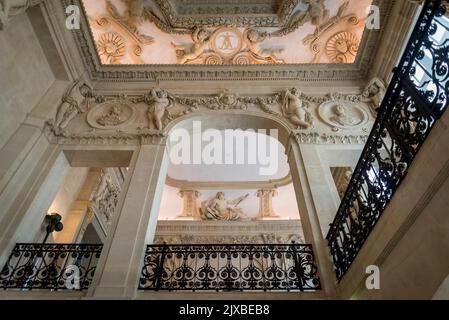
326, 0, 449, 280
1, 243, 103, 291
139, 243, 321, 292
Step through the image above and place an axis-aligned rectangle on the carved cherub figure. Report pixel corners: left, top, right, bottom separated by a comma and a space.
53, 80, 93, 134
283, 0, 330, 32
0, 0, 43, 29
244, 28, 284, 63
308, 0, 330, 27
172, 28, 211, 64
145, 88, 175, 130
281, 88, 313, 129
123, 0, 145, 28
362, 78, 386, 112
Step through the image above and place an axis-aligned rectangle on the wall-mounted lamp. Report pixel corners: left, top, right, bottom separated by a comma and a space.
43, 213, 64, 243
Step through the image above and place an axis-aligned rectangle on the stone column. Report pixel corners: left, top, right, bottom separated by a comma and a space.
287, 138, 337, 297
298, 145, 341, 236
0, 134, 62, 268
92, 142, 168, 299
256, 188, 279, 219
74, 205, 95, 243
176, 190, 200, 220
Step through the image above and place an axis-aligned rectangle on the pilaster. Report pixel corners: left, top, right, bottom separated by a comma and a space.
91, 142, 169, 299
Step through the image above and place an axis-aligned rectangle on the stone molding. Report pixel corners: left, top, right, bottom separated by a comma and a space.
154, 219, 304, 244
293, 131, 368, 145
165, 174, 292, 190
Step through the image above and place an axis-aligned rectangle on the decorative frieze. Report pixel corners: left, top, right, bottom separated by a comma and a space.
154, 233, 303, 245
86, 168, 124, 234
154, 220, 304, 245
293, 132, 368, 145
44, 81, 376, 146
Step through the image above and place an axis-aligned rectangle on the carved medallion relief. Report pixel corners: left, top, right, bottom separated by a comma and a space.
318, 101, 369, 131
87, 99, 136, 130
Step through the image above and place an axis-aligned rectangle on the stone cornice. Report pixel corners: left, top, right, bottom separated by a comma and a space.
155, 219, 302, 234
165, 174, 292, 190
43, 123, 167, 146
293, 131, 369, 145
152, 0, 295, 29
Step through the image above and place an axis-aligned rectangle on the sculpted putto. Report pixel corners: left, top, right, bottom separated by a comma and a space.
200, 192, 250, 221
145, 88, 175, 130
172, 28, 211, 64
244, 28, 284, 63
0, 0, 43, 30
362, 78, 386, 112
122, 0, 146, 29
303, 0, 330, 28
278, 0, 330, 35
53, 80, 93, 134
281, 88, 313, 129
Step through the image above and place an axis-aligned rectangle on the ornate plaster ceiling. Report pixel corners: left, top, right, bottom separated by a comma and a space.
166, 0, 283, 16
81, 0, 373, 65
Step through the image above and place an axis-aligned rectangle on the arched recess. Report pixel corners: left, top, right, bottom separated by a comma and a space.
165, 110, 293, 146
153, 110, 336, 295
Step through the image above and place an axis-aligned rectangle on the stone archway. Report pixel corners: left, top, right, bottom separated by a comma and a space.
163, 111, 296, 220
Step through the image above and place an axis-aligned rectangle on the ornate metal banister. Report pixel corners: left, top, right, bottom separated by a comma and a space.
0, 243, 103, 291
326, 0, 449, 280
139, 243, 321, 292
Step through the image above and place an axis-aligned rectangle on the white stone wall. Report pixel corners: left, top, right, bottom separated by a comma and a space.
0, 15, 54, 149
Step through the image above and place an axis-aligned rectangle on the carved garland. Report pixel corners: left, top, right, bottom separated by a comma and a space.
45, 83, 374, 146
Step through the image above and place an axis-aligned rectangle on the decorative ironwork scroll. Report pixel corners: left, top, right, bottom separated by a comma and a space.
139, 243, 321, 292
326, 0, 449, 280
1, 244, 103, 291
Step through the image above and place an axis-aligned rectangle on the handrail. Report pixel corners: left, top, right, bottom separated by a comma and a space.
139, 243, 321, 291
0, 243, 103, 291
326, 0, 449, 280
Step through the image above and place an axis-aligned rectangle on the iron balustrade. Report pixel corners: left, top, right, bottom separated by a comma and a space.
139, 243, 321, 292
326, 0, 449, 280
0, 243, 103, 291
